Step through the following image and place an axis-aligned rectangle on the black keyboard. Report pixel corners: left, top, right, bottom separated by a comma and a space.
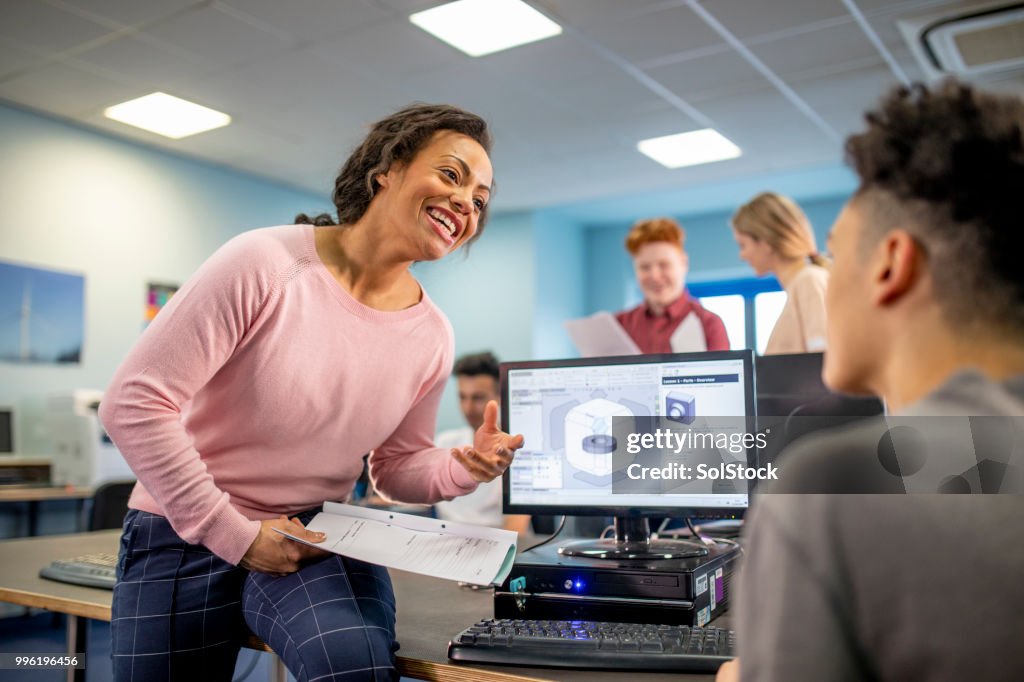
448, 618, 734, 672
39, 552, 117, 590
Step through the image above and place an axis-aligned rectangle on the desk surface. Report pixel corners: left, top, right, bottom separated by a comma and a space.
0, 531, 721, 682
0, 486, 94, 502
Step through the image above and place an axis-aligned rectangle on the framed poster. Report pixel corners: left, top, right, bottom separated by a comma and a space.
145, 282, 179, 326
0, 260, 84, 364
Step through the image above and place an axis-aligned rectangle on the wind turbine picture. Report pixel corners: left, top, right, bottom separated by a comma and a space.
0, 261, 84, 364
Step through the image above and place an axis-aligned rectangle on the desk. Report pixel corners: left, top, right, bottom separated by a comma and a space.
0, 486, 94, 536
0, 532, 721, 682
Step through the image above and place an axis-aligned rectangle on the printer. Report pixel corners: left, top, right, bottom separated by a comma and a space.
46, 389, 133, 487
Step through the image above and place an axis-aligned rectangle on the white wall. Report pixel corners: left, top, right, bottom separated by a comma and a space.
0, 104, 328, 452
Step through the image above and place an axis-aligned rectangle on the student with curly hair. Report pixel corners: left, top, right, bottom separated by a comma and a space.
615, 217, 730, 353
100, 104, 524, 682
717, 80, 1024, 681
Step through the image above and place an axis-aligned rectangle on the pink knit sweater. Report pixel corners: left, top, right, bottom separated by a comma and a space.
99, 226, 478, 565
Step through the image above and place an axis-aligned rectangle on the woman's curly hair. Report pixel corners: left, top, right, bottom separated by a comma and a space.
845, 80, 1024, 331
295, 103, 493, 244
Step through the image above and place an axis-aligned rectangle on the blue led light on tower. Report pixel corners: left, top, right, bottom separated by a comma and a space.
665, 390, 696, 425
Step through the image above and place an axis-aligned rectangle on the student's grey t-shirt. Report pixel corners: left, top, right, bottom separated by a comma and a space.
737, 371, 1024, 682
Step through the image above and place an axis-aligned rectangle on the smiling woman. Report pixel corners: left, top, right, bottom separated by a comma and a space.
97, 103, 523, 682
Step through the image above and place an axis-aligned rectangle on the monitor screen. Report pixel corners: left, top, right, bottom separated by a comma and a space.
754, 352, 884, 468
0, 406, 13, 453
502, 350, 755, 519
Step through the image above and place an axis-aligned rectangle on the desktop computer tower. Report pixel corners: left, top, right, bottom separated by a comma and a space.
494, 541, 741, 627
46, 390, 133, 487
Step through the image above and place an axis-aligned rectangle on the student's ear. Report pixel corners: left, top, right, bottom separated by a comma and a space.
871, 229, 921, 306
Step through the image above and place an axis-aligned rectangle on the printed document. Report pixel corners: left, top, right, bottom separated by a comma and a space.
276, 502, 518, 586
565, 311, 641, 357
669, 312, 708, 352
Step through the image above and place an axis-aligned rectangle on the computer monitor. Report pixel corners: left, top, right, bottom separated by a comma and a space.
0, 406, 14, 454
502, 350, 755, 560
755, 352, 884, 468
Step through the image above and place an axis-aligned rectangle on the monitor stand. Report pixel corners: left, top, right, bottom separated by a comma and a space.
557, 517, 709, 560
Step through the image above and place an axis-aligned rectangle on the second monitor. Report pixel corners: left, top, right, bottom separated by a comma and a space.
501, 350, 755, 560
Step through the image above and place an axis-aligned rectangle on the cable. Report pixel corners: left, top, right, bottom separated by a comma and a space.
685, 517, 709, 548
659, 521, 745, 555
521, 516, 566, 553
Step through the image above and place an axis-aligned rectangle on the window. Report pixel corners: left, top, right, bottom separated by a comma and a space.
754, 291, 787, 355
697, 295, 745, 350
689, 277, 784, 352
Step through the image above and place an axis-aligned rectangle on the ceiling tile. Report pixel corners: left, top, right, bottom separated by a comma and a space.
860, 8, 913, 49
138, 4, 291, 70
181, 48, 389, 144
544, 71, 671, 122
0, 59, 139, 118
366, 0, 444, 12
466, 36, 604, 95
700, 0, 850, 40
791, 64, 902, 136
537, 0, 675, 28
751, 23, 882, 77
647, 50, 769, 102
579, 4, 721, 64
597, 103, 704, 146
0, 0, 115, 53
697, 86, 836, 155
73, 33, 206, 88
976, 72, 1024, 98
854, 0, 984, 13
216, 0, 390, 42
315, 15, 467, 81
49, 0, 201, 28
490, 103, 662, 170
501, 147, 766, 211
393, 59, 548, 130
0, 40, 50, 80
883, 44, 928, 82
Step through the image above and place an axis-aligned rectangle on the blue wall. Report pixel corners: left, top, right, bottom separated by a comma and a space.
576, 195, 849, 315
413, 212, 536, 431
531, 214, 585, 361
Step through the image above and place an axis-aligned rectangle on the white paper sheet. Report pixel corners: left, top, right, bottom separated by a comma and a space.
669, 312, 708, 352
564, 311, 641, 357
275, 502, 518, 586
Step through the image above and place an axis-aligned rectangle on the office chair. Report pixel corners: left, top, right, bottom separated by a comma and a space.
88, 480, 136, 531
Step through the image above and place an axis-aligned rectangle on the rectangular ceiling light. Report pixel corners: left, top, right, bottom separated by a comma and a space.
410, 0, 562, 57
104, 92, 231, 139
637, 129, 742, 169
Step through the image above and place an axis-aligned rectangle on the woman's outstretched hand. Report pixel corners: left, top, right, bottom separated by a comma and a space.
452, 400, 525, 482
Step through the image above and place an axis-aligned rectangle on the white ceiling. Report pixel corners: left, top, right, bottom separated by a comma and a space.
2, 0, 1021, 213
